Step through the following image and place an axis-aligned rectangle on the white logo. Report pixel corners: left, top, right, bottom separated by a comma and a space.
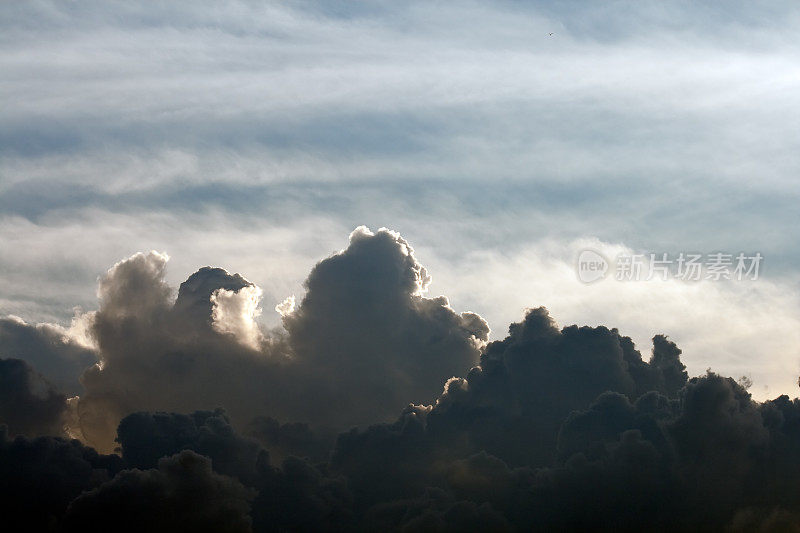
577, 250, 609, 283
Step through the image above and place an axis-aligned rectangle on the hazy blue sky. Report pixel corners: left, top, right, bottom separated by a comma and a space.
1, 1, 798, 398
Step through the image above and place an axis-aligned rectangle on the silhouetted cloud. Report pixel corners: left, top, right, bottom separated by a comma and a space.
0, 427, 123, 530
0, 357, 68, 437
424, 308, 686, 466
330, 370, 800, 531
282, 226, 488, 427
116, 409, 265, 485
331, 306, 688, 494
113, 409, 354, 532
64, 450, 255, 533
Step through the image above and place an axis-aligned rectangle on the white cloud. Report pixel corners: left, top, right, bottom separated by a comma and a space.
211, 285, 264, 351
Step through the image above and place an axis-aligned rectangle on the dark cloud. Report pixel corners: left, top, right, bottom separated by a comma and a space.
0, 357, 68, 437
245, 415, 331, 464
283, 226, 489, 428
251, 454, 354, 532
349, 307, 687, 471
330, 370, 800, 531
113, 409, 354, 532
362, 487, 510, 532
63, 450, 255, 533
116, 409, 265, 485
321, 305, 800, 530
0, 427, 123, 531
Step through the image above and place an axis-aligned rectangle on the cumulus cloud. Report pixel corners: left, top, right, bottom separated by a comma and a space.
329, 360, 800, 530
421, 307, 686, 468
282, 226, 489, 426
245, 415, 330, 464
50, 227, 486, 452
73, 253, 290, 451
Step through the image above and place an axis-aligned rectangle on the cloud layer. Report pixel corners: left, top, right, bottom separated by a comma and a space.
1, 226, 800, 530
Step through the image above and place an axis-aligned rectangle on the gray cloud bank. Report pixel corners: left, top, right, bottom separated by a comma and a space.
2, 226, 800, 530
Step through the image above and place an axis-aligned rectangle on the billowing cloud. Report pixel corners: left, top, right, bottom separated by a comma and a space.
328, 307, 688, 508
334, 306, 686, 474
245, 415, 330, 464
73, 252, 290, 451
66, 227, 486, 451
282, 226, 489, 427
329, 359, 800, 530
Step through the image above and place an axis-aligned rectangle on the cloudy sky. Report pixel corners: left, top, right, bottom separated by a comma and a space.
1, 0, 799, 399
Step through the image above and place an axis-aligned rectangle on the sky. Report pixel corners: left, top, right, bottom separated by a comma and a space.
6, 2, 800, 531
1, 0, 799, 402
